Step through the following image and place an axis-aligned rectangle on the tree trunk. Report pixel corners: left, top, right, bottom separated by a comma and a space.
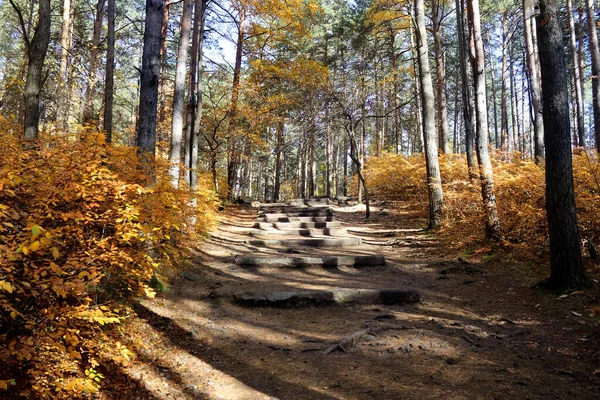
567, 0, 586, 147
58, 0, 74, 129
273, 121, 284, 202
103, 0, 115, 143
10, 0, 51, 140
467, 0, 501, 238
536, 0, 587, 289
169, 0, 193, 188
500, 12, 510, 153
184, 0, 207, 188
136, 0, 164, 157
432, 0, 450, 153
578, 8, 586, 146
487, 30, 500, 148
83, 0, 106, 124
457, 0, 477, 182
227, 4, 246, 200
415, 0, 444, 229
587, 0, 600, 152
158, 2, 171, 128
390, 31, 401, 154
523, 0, 545, 161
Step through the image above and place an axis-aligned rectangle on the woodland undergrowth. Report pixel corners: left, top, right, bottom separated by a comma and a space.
364, 151, 600, 267
0, 118, 218, 398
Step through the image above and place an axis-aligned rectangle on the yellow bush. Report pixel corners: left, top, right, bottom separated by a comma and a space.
364, 151, 599, 258
0, 118, 218, 398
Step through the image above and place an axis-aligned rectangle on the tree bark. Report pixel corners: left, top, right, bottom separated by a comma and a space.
273, 121, 284, 202
10, 0, 51, 140
227, 3, 246, 200
523, 0, 545, 161
415, 0, 444, 229
83, 0, 106, 124
467, 0, 501, 238
567, 0, 586, 147
169, 0, 193, 188
578, 8, 586, 146
432, 0, 450, 153
58, 0, 74, 129
536, 0, 587, 289
487, 30, 500, 148
103, 0, 116, 143
158, 2, 171, 127
457, 0, 477, 182
500, 11, 510, 153
587, 0, 600, 152
136, 0, 164, 157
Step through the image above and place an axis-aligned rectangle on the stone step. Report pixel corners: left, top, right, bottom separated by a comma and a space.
249, 228, 346, 238
253, 221, 341, 229
258, 216, 335, 223
235, 255, 385, 268
233, 288, 420, 307
258, 209, 333, 217
245, 237, 362, 247
258, 207, 332, 215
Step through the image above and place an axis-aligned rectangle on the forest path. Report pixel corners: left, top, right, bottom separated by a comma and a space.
104, 202, 600, 399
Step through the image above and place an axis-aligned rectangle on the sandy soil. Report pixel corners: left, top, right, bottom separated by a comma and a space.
99, 203, 600, 400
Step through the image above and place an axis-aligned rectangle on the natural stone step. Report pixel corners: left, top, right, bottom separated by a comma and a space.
234, 255, 386, 268
233, 288, 420, 307
258, 204, 330, 211
245, 237, 362, 247
249, 228, 346, 238
258, 209, 333, 218
258, 216, 335, 223
258, 207, 333, 216
253, 221, 341, 229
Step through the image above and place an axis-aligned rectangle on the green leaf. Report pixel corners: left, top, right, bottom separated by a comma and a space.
31, 225, 41, 237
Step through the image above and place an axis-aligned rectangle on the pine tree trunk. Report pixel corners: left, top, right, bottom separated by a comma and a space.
432, 0, 450, 153
467, 0, 501, 238
273, 121, 283, 202
500, 12, 510, 153
586, 0, 600, 152
11, 0, 51, 140
83, 0, 105, 124
58, 0, 74, 129
578, 8, 586, 146
136, 0, 164, 157
158, 2, 170, 128
103, 0, 115, 143
415, 0, 444, 229
457, 0, 477, 181
523, 0, 545, 161
169, 0, 193, 188
536, 0, 587, 289
567, 0, 586, 147
487, 30, 500, 148
227, 4, 246, 199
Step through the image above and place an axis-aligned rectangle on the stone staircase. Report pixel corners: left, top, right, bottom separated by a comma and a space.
231, 198, 421, 307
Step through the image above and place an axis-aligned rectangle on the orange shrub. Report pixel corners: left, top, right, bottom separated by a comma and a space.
364, 151, 599, 259
0, 118, 218, 398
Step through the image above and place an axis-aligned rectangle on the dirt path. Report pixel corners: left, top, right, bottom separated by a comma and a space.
102, 202, 600, 399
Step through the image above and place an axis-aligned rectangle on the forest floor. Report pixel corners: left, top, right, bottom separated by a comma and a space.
99, 202, 600, 400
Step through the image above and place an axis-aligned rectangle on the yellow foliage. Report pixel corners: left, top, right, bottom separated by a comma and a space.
0, 117, 218, 398
364, 151, 600, 259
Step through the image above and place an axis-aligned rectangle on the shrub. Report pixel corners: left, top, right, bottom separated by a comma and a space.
0, 118, 218, 398
363, 151, 600, 260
